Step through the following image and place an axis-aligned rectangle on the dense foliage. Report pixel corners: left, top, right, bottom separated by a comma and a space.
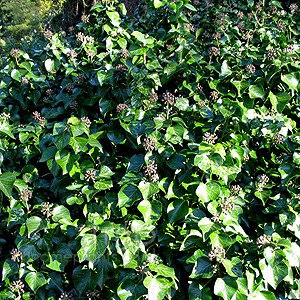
1, 0, 300, 299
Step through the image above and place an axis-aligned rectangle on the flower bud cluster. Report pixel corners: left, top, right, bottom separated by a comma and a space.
19, 188, 32, 202
120, 49, 130, 59
65, 83, 75, 93
10, 280, 25, 294
10, 48, 21, 58
237, 11, 244, 19
85, 170, 97, 183
265, 49, 278, 60
277, 21, 287, 31
143, 159, 159, 182
184, 23, 195, 32
257, 174, 270, 191
87, 50, 96, 58
272, 132, 284, 144
210, 90, 219, 100
148, 91, 158, 103
10, 248, 23, 262
69, 100, 79, 110
59, 292, 74, 300
217, 12, 226, 26
33, 111, 46, 126
41, 202, 54, 218
269, 5, 277, 14
230, 184, 241, 196
219, 197, 235, 215
256, 234, 272, 249
136, 263, 151, 276
77, 33, 94, 45
162, 92, 176, 105
75, 73, 85, 84
80, 116, 91, 128
208, 46, 219, 56
115, 64, 127, 75
208, 246, 226, 263
44, 29, 53, 39
116, 103, 128, 112
22, 76, 29, 84
143, 137, 157, 152
0, 112, 11, 121
195, 83, 203, 92
203, 132, 218, 144
290, 3, 299, 13
81, 14, 89, 23
246, 64, 256, 74
86, 289, 101, 300
67, 49, 77, 61
197, 100, 207, 108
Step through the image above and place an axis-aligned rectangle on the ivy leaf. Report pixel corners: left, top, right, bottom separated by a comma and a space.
249, 85, 264, 99
78, 233, 109, 263
167, 199, 189, 223
190, 257, 213, 279
143, 275, 174, 300
2, 260, 19, 280
73, 265, 98, 296
52, 206, 71, 222
138, 181, 159, 200
25, 271, 47, 293
148, 263, 176, 280
196, 181, 220, 203
259, 258, 289, 289
0, 172, 16, 198
189, 282, 212, 300
117, 279, 147, 300
118, 184, 143, 207
281, 72, 299, 91
214, 276, 238, 300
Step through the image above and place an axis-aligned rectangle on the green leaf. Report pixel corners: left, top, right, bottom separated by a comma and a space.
219, 60, 232, 79
259, 258, 288, 289
166, 154, 186, 170
167, 199, 189, 223
94, 256, 113, 289
143, 275, 174, 300
281, 72, 299, 91
190, 257, 213, 279
26, 216, 46, 237
154, 0, 165, 8
231, 80, 249, 97
214, 276, 238, 300
2, 260, 19, 280
94, 179, 113, 191
52, 205, 71, 222
106, 11, 121, 27
25, 272, 47, 293
78, 233, 109, 263
117, 279, 147, 300
73, 265, 98, 296
40, 146, 57, 162
138, 181, 159, 200
196, 181, 220, 203
148, 263, 176, 279
189, 282, 212, 300
138, 199, 162, 225
118, 184, 143, 207
55, 150, 79, 175
269, 91, 291, 113
0, 172, 16, 197
249, 85, 264, 99
11, 69, 27, 82
45, 58, 55, 73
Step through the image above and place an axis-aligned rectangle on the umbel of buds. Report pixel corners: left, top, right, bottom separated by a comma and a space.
10, 280, 25, 298
116, 103, 128, 113
256, 234, 272, 249
208, 246, 226, 263
10, 248, 23, 262
257, 174, 270, 191
85, 169, 97, 183
246, 64, 256, 74
143, 159, 159, 182
143, 137, 157, 152
219, 197, 235, 215
41, 202, 54, 218
203, 132, 218, 144
32, 111, 46, 126
59, 291, 74, 300
148, 91, 158, 103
